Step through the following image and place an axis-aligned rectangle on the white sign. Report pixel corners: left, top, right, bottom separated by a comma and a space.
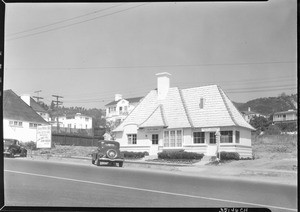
201, 127, 220, 132
36, 125, 52, 148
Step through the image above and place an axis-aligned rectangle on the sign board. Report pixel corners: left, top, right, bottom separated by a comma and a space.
201, 128, 220, 132
36, 125, 52, 148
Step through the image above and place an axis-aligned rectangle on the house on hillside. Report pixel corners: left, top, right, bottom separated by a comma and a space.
113, 73, 255, 158
105, 94, 143, 124
53, 113, 93, 129
21, 94, 51, 122
3, 90, 50, 142
273, 110, 297, 123
241, 107, 266, 123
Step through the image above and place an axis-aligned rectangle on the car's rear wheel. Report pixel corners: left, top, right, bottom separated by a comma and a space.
119, 162, 123, 167
92, 159, 95, 164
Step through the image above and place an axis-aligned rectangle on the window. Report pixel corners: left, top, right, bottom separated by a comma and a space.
193, 132, 205, 143
209, 132, 216, 144
124, 106, 128, 112
74, 124, 76, 129
152, 134, 158, 145
119, 107, 122, 113
236, 131, 240, 143
68, 124, 71, 128
163, 130, 182, 147
199, 98, 204, 109
221, 131, 233, 143
128, 134, 137, 145
85, 118, 89, 122
9, 121, 14, 125
29, 123, 38, 128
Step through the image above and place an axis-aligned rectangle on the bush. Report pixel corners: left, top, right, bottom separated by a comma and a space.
219, 151, 240, 160
265, 125, 281, 135
121, 151, 149, 159
158, 150, 204, 160
24, 141, 37, 150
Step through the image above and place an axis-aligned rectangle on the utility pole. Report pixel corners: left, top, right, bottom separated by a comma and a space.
33, 90, 43, 103
52, 95, 63, 132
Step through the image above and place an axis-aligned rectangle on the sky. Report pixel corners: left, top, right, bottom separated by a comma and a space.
4, 1, 297, 109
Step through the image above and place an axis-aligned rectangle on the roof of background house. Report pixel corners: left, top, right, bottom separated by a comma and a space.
241, 111, 264, 116
105, 96, 144, 107
30, 98, 48, 113
274, 110, 297, 115
3, 90, 49, 124
113, 85, 255, 132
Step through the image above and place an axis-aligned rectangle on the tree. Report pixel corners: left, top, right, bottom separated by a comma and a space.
250, 116, 272, 134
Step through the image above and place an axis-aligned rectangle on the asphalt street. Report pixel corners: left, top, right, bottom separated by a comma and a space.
4, 158, 297, 211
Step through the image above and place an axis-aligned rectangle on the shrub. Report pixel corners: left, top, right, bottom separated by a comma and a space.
24, 141, 37, 150
158, 150, 204, 160
121, 151, 148, 159
265, 125, 281, 135
219, 151, 240, 160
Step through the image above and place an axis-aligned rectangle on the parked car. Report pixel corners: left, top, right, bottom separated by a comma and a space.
3, 139, 27, 158
91, 140, 124, 167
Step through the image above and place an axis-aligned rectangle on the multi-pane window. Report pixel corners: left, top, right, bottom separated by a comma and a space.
128, 134, 137, 145
163, 130, 182, 147
209, 132, 216, 144
85, 118, 89, 122
9, 120, 22, 127
236, 131, 240, 143
193, 132, 205, 144
29, 123, 38, 128
220, 131, 233, 143
152, 134, 158, 145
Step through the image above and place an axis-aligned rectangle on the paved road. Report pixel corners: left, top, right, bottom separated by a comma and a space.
4, 158, 297, 211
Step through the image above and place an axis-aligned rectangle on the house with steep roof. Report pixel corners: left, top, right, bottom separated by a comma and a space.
113, 73, 255, 158
21, 94, 51, 122
3, 90, 50, 142
105, 94, 143, 124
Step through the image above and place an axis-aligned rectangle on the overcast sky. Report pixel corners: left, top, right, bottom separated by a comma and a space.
4, 1, 297, 109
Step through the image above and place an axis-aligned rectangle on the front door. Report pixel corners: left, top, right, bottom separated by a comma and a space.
149, 134, 159, 155
207, 132, 218, 156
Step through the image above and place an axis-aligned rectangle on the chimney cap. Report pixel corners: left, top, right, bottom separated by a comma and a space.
156, 72, 171, 77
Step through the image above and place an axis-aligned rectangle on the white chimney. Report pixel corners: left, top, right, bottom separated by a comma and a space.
21, 94, 31, 106
156, 72, 171, 100
115, 94, 122, 101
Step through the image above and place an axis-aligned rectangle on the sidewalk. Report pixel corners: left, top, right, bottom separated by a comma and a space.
26, 154, 297, 186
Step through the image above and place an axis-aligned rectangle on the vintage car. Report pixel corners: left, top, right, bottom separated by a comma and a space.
3, 139, 27, 158
91, 140, 124, 167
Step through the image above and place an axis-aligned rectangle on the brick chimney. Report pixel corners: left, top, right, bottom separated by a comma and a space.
156, 72, 171, 100
21, 94, 31, 106
115, 94, 122, 101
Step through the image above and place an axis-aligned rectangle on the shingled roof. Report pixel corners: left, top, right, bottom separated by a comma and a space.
114, 85, 255, 132
3, 90, 49, 124
105, 96, 144, 107
30, 98, 48, 113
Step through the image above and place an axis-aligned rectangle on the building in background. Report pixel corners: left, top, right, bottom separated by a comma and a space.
273, 110, 297, 123
241, 107, 267, 123
3, 90, 50, 143
21, 94, 51, 122
105, 94, 143, 123
52, 113, 93, 129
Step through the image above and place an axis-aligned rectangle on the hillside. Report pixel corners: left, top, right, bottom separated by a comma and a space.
233, 94, 297, 116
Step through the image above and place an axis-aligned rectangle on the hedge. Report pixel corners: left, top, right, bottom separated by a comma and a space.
158, 150, 204, 160
219, 151, 240, 160
121, 151, 149, 159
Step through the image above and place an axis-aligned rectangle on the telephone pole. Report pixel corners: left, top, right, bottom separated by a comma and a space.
52, 95, 63, 132
33, 90, 43, 103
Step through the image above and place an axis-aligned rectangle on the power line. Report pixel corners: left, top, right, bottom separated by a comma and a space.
6, 4, 124, 37
5, 61, 296, 70
6, 3, 149, 42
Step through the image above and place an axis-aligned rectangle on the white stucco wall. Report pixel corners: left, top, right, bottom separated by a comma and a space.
3, 119, 49, 143
58, 115, 92, 129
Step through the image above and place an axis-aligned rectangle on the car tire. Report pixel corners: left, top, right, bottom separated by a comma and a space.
9, 150, 15, 158
119, 162, 123, 167
92, 159, 95, 164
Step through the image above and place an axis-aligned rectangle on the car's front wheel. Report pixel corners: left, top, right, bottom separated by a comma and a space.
9, 150, 15, 158
96, 159, 100, 166
119, 162, 123, 167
